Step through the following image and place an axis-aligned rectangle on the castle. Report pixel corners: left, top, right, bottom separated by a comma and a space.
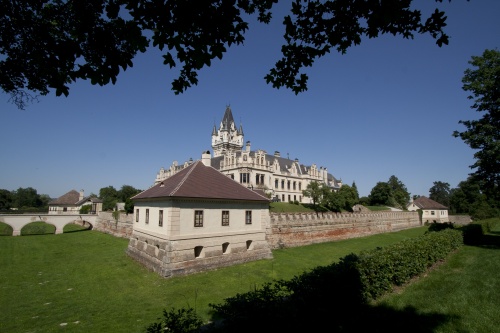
154, 106, 342, 203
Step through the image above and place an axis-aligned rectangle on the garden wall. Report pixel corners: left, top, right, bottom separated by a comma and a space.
448, 215, 472, 225
94, 212, 133, 238
267, 211, 421, 249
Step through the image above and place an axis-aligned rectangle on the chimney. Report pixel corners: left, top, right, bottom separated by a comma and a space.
246, 141, 251, 152
79, 189, 84, 201
274, 151, 280, 157
201, 150, 211, 166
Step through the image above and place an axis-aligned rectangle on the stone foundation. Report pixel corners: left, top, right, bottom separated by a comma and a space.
127, 230, 273, 277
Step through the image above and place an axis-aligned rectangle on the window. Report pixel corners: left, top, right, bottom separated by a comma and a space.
194, 246, 204, 258
431, 211, 435, 215
245, 211, 252, 224
222, 242, 230, 254
222, 210, 230, 226
63, 207, 67, 212
275, 179, 279, 188
281, 180, 285, 189
293, 181, 296, 190
299, 183, 302, 191
194, 210, 204, 227
256, 173, 264, 185
240, 173, 250, 183
287, 181, 290, 189
135, 209, 139, 222
159, 210, 163, 227
145, 209, 149, 224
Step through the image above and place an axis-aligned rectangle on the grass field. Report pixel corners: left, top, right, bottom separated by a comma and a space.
1, 220, 499, 333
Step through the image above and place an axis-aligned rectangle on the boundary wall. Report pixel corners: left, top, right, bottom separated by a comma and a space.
93, 212, 133, 238
267, 211, 421, 249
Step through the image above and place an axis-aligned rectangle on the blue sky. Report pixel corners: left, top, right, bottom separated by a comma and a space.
1, 1, 499, 199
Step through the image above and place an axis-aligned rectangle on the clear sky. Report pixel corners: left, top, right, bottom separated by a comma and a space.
1, 1, 499, 199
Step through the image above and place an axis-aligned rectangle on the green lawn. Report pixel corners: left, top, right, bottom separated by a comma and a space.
0, 220, 498, 333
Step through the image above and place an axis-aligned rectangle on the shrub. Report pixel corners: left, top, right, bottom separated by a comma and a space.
79, 205, 92, 214
145, 307, 202, 333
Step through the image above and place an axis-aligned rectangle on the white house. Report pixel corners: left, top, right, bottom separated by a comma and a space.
48, 190, 102, 215
154, 106, 342, 203
407, 196, 449, 223
127, 159, 273, 278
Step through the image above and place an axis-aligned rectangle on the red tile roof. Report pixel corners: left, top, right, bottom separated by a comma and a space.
133, 161, 270, 202
412, 196, 448, 209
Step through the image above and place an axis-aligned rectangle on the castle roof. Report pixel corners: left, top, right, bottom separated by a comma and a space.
135, 161, 269, 202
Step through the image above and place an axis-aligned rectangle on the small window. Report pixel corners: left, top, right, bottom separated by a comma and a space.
194, 210, 203, 227
135, 209, 139, 222
159, 210, 163, 227
245, 211, 252, 224
431, 211, 435, 215
275, 179, 278, 188
222, 242, 230, 254
145, 209, 149, 224
246, 240, 253, 250
222, 210, 229, 226
194, 246, 204, 258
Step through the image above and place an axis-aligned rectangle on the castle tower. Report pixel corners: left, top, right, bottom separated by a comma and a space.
211, 106, 244, 157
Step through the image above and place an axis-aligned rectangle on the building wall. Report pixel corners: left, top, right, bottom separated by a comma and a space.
127, 199, 272, 277
421, 209, 449, 223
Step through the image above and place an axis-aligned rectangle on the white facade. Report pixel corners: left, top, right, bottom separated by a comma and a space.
155, 106, 342, 203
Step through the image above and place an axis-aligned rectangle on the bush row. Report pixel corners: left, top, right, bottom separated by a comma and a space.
146, 228, 464, 333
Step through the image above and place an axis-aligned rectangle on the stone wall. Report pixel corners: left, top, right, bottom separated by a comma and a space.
267, 211, 421, 249
448, 215, 472, 225
94, 212, 133, 238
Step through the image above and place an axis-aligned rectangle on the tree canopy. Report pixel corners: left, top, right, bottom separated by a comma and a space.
1, 0, 453, 109
368, 175, 409, 209
454, 48, 500, 204
429, 181, 451, 207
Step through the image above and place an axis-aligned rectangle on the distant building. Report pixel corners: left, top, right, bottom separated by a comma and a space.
48, 189, 102, 214
407, 196, 449, 223
155, 106, 342, 203
127, 159, 272, 277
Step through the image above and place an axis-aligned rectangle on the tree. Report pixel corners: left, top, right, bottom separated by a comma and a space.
99, 185, 119, 211
12, 187, 42, 209
302, 181, 323, 211
387, 175, 410, 209
119, 185, 141, 213
0, 189, 13, 210
454, 49, 500, 204
1, 0, 452, 109
429, 181, 451, 207
368, 182, 393, 207
449, 177, 498, 218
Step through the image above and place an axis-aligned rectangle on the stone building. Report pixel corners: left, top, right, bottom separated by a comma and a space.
127, 159, 272, 277
155, 106, 342, 203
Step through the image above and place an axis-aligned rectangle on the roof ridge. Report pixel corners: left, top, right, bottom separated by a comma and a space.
169, 161, 199, 196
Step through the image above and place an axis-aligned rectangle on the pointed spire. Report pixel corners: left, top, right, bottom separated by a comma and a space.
238, 123, 244, 136
212, 124, 217, 136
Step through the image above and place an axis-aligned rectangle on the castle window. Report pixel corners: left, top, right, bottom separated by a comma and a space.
240, 173, 250, 183
293, 181, 296, 190
275, 179, 278, 188
222, 211, 230, 226
245, 211, 252, 224
159, 210, 163, 227
287, 181, 290, 189
194, 210, 204, 227
256, 173, 264, 185
299, 183, 302, 191
135, 209, 139, 222
145, 209, 149, 224
281, 180, 284, 189
243, 155, 247, 161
